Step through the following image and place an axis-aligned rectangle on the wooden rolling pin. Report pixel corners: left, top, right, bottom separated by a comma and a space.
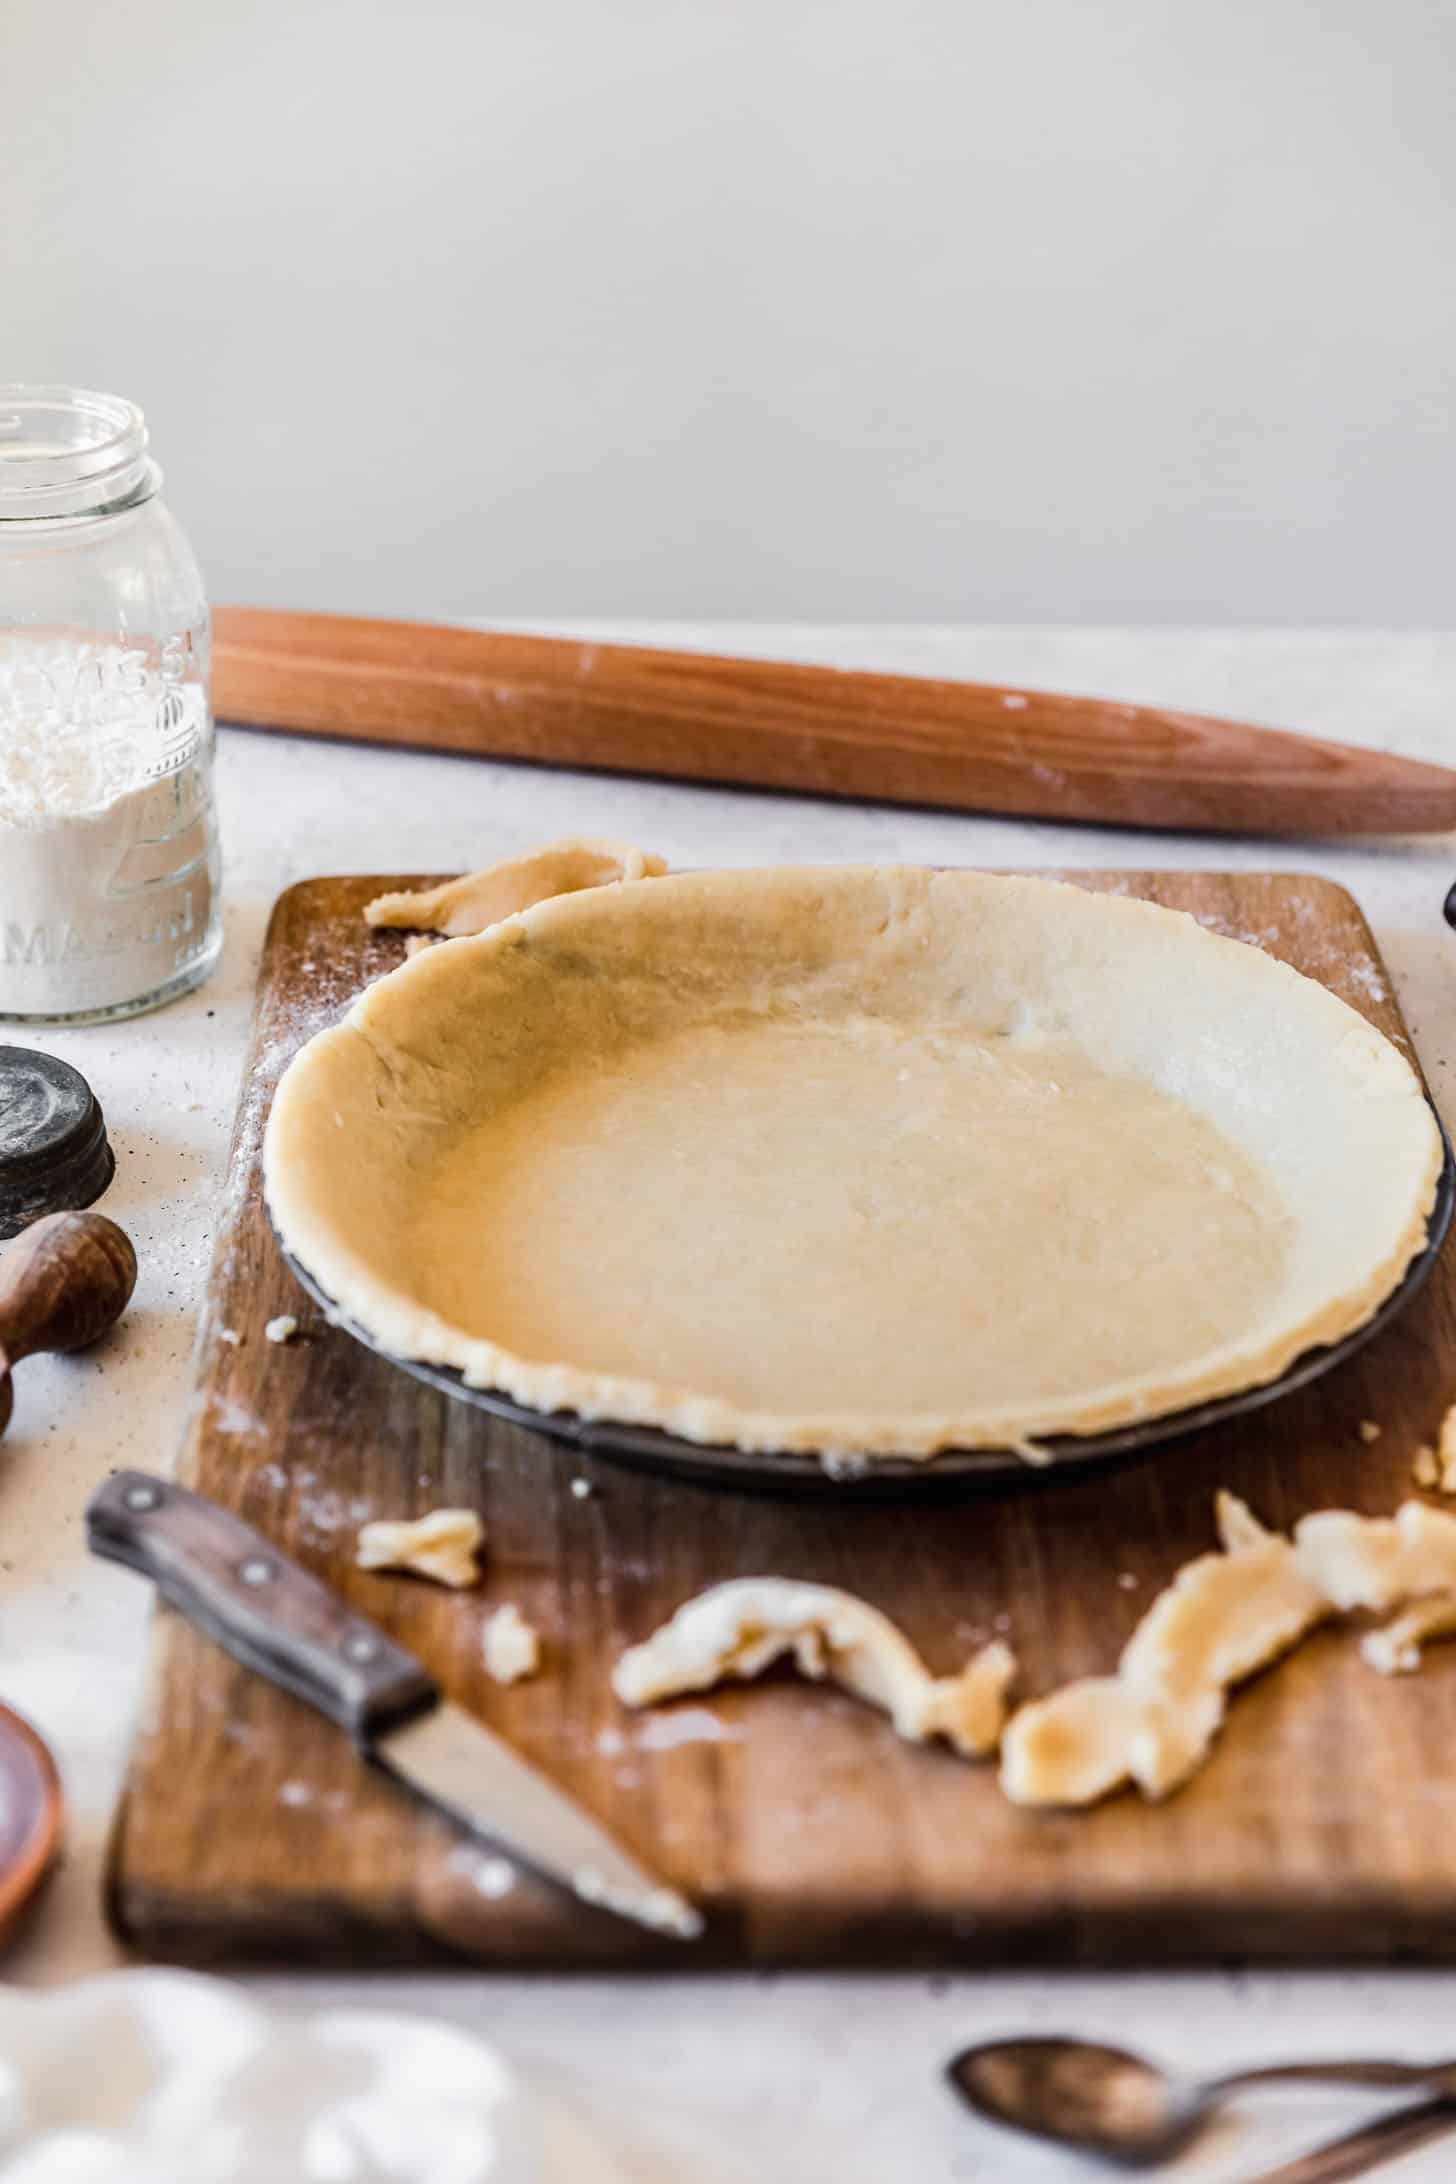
0, 1212, 137, 1439
213, 607, 1456, 838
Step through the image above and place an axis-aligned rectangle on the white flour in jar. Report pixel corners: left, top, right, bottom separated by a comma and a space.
0, 636, 218, 1019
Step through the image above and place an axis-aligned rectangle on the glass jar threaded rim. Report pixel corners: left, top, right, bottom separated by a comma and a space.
0, 385, 161, 522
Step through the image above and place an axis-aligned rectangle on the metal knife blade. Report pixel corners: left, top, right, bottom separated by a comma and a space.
376, 1698, 700, 1936
86, 1469, 701, 1942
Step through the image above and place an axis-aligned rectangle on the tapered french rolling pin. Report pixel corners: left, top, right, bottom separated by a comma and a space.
213, 608, 1456, 838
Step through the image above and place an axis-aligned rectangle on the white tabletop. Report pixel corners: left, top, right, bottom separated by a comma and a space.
4, 626, 1456, 2182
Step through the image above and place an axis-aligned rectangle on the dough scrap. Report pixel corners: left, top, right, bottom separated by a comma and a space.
1006, 1492, 1456, 1808
364, 837, 667, 937
613, 1578, 1015, 1759
1001, 1679, 1226, 1806
1121, 1492, 1331, 1701
1440, 1400, 1456, 1491
482, 1602, 541, 1684
1001, 1495, 1330, 1806
356, 1508, 485, 1589
1361, 1597, 1456, 1676
264, 1313, 298, 1344
1294, 1498, 1456, 1609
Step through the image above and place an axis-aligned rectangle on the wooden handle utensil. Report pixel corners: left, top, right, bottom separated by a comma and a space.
0, 1212, 137, 1437
214, 607, 1456, 838
0, 1702, 63, 1947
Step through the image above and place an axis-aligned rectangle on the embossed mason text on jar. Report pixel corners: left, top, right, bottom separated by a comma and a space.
0, 386, 222, 1022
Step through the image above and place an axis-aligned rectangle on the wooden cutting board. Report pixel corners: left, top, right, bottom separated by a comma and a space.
109, 870, 1456, 1967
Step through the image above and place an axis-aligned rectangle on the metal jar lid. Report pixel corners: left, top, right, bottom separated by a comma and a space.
0, 1047, 115, 1240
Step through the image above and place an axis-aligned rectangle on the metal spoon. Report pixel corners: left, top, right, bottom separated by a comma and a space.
946, 2036, 1456, 2166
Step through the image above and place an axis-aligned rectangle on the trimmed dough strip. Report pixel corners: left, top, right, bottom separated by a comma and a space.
613, 1578, 1015, 1759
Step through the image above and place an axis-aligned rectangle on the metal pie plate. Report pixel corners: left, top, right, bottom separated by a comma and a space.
279, 1108, 1452, 1498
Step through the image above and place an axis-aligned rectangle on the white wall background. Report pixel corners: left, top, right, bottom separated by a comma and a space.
6, 0, 1453, 624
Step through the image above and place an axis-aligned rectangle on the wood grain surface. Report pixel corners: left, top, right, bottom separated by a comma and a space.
109, 870, 1456, 1968
213, 607, 1456, 837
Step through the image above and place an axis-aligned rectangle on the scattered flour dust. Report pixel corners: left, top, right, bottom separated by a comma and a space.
1346, 955, 1390, 1003
448, 1844, 517, 1899
635, 1706, 742, 1750
206, 1393, 266, 1442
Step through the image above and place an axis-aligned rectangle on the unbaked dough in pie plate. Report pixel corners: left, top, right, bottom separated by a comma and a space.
264, 868, 1449, 1487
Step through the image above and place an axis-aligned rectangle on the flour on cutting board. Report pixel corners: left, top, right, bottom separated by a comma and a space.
277, 1779, 353, 1815
448, 1844, 517, 1899
203, 1391, 266, 1443
635, 1706, 742, 1750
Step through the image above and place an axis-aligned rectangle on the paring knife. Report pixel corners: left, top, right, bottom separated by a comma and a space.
212, 605, 1456, 839
86, 1470, 702, 1942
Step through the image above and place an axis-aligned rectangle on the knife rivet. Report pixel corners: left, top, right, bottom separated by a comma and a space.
344, 1633, 378, 1663
124, 1483, 161, 1512
239, 1556, 274, 1587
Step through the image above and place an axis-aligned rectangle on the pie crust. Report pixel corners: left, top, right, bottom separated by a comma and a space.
264, 867, 1442, 1461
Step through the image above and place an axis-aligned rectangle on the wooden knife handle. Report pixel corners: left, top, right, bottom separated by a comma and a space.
87, 1471, 436, 1739
214, 606, 1456, 838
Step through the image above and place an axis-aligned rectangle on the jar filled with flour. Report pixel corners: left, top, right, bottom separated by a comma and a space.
0, 385, 221, 1022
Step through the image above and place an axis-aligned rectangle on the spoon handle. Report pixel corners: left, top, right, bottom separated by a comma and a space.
1247, 2096, 1456, 2184
1212, 2059, 1456, 2098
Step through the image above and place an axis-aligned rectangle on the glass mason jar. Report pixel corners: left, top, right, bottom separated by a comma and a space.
0, 384, 222, 1023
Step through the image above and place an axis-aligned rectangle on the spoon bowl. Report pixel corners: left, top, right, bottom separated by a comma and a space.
948, 2037, 1198, 2165
948, 2035, 1456, 2167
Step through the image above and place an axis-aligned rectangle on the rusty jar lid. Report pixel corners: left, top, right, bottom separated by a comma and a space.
0, 1047, 115, 1241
